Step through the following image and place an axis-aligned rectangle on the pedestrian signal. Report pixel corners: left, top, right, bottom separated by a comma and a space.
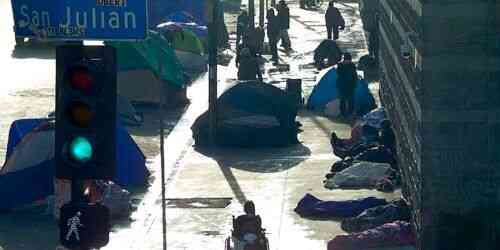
59, 202, 110, 249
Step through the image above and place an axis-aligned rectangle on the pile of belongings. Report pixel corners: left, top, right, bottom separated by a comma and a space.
306, 67, 376, 117
192, 81, 301, 147
324, 161, 398, 191
341, 199, 411, 232
294, 193, 387, 218
327, 221, 416, 250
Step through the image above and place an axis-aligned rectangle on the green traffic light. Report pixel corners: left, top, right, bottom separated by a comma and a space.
69, 136, 93, 163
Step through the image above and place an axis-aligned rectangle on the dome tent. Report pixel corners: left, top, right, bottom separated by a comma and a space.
192, 81, 301, 147
307, 67, 376, 116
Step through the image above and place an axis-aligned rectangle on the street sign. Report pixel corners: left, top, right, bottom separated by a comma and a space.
11, 0, 147, 40
59, 202, 110, 249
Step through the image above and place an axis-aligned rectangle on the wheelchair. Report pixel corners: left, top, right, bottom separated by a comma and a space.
224, 215, 269, 250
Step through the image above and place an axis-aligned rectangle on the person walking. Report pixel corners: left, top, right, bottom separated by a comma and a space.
236, 10, 250, 47
325, 1, 345, 40
336, 53, 358, 118
277, 0, 292, 50
236, 47, 263, 82
266, 8, 281, 63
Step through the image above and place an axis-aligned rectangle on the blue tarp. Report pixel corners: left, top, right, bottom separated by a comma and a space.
294, 193, 387, 218
0, 118, 148, 210
306, 67, 376, 116
149, 0, 208, 27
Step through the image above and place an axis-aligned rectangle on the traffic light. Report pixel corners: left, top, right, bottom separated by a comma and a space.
55, 45, 117, 180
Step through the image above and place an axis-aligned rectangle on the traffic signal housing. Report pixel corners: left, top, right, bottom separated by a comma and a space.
55, 45, 117, 180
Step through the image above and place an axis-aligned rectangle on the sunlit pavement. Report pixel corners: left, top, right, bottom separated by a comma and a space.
0, 1, 402, 249
106, 1, 401, 250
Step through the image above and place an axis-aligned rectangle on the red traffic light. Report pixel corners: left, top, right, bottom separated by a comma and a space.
68, 66, 94, 93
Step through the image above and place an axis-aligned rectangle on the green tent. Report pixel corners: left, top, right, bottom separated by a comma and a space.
172, 30, 205, 55
107, 31, 185, 87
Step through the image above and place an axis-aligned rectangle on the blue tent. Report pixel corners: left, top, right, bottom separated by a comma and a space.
0, 118, 148, 210
307, 67, 376, 116
149, 0, 209, 27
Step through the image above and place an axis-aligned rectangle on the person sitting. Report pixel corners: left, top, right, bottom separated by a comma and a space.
379, 119, 396, 154
232, 201, 267, 250
233, 201, 263, 238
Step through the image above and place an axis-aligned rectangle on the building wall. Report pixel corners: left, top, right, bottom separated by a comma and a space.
376, 0, 500, 249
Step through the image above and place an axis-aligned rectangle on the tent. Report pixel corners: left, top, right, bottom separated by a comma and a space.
149, 0, 229, 47
107, 31, 187, 104
156, 23, 208, 71
306, 67, 376, 116
192, 81, 300, 147
0, 118, 148, 210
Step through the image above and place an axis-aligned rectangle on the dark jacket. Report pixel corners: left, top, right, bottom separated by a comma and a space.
238, 56, 263, 82
266, 14, 281, 39
277, 3, 290, 29
325, 6, 345, 27
336, 62, 358, 96
237, 13, 250, 34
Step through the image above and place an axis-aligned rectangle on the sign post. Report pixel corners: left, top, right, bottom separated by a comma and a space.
207, 0, 219, 146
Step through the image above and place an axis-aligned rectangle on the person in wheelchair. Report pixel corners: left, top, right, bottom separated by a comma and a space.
232, 201, 267, 249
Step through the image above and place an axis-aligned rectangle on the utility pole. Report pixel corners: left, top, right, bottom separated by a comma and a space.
208, 0, 219, 146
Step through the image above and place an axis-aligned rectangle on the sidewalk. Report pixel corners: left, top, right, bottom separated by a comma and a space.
105, 2, 401, 250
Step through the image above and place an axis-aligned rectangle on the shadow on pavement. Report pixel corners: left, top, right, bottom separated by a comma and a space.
195, 143, 311, 204
194, 143, 311, 173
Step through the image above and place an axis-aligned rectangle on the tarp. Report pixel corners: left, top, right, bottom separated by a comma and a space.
149, 0, 228, 48
149, 0, 208, 26
294, 193, 387, 218
0, 118, 148, 210
107, 31, 185, 87
306, 67, 376, 116
157, 20, 208, 39
192, 81, 300, 147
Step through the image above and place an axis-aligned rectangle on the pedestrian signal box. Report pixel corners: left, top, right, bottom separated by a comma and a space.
59, 202, 110, 249
55, 45, 117, 180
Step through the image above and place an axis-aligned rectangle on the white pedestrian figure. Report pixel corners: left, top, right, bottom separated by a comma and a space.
66, 211, 84, 241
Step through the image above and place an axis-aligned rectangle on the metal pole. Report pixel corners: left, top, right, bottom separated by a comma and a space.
259, 0, 265, 27
159, 50, 167, 250
208, 3, 218, 146
248, 0, 255, 27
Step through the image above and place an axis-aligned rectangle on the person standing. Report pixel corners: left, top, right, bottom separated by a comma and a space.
336, 53, 358, 118
237, 47, 263, 82
237, 10, 250, 47
325, 1, 345, 40
266, 8, 280, 63
277, 0, 291, 50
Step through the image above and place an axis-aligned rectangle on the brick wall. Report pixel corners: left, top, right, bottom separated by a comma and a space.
371, 0, 500, 249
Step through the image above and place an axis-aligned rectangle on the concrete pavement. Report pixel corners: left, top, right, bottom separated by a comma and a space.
116, 1, 403, 250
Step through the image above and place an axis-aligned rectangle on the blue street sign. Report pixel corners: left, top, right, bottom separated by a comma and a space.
11, 0, 147, 40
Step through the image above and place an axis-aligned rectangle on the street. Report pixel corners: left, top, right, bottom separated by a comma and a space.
1, 1, 404, 250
